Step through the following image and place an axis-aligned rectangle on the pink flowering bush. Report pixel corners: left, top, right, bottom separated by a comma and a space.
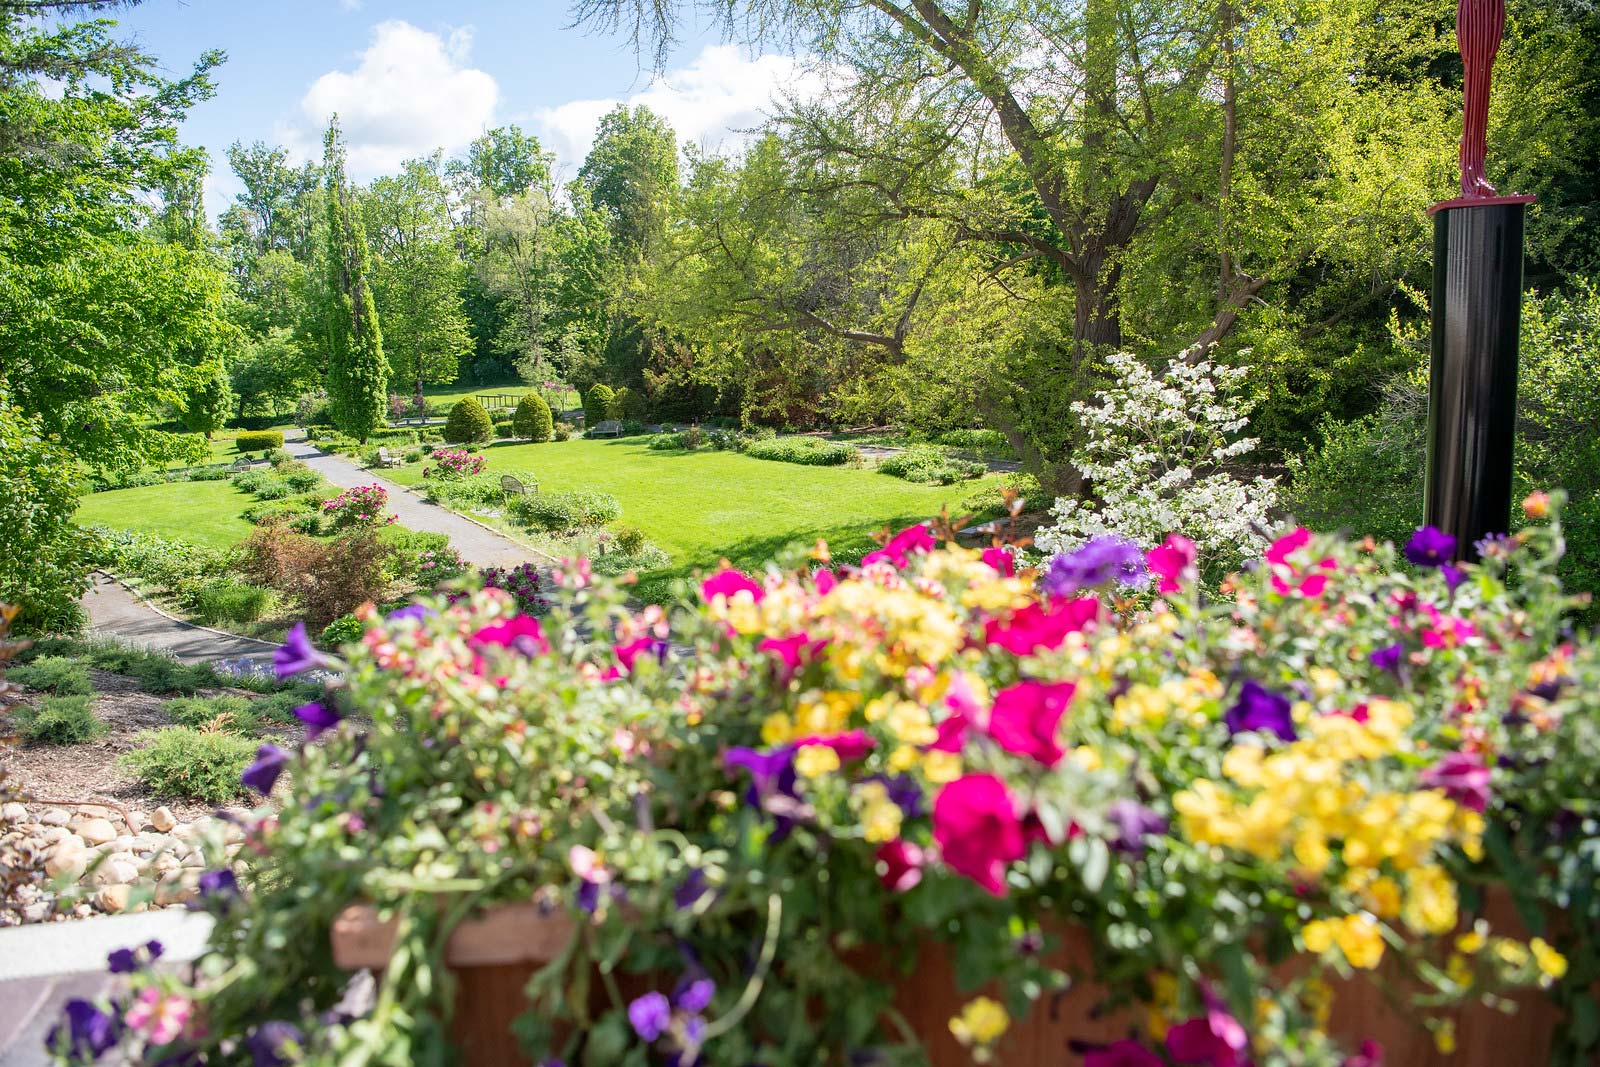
319, 484, 395, 530
66, 494, 1600, 1067
420, 447, 486, 481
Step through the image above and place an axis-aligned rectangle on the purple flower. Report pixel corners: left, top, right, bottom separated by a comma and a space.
47, 999, 119, 1059
722, 745, 803, 837
1404, 526, 1457, 568
675, 976, 716, 1014
866, 773, 924, 820
1223, 680, 1296, 741
294, 701, 341, 741
1419, 751, 1492, 813
242, 744, 291, 794
106, 939, 163, 974
628, 992, 672, 1042
197, 868, 238, 900
1370, 643, 1404, 674
247, 1021, 305, 1067
386, 604, 434, 623
1442, 563, 1467, 593
673, 869, 711, 911
1105, 799, 1169, 855
273, 622, 332, 679
1042, 536, 1150, 597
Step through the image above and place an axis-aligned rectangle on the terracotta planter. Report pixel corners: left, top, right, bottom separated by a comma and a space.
330, 888, 1568, 1067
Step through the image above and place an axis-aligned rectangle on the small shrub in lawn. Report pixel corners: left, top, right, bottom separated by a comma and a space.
268, 449, 295, 467
512, 393, 553, 441
188, 581, 274, 626
6, 655, 93, 696
648, 432, 689, 451
186, 465, 230, 481
444, 397, 494, 444
613, 524, 648, 555
744, 437, 855, 466
162, 694, 261, 732
288, 512, 325, 536
119, 727, 257, 802
250, 478, 293, 501
18, 695, 106, 745
584, 384, 615, 427
878, 448, 985, 485
235, 430, 285, 452
64, 639, 218, 694
283, 468, 323, 492
591, 542, 671, 576
231, 469, 270, 492
238, 526, 394, 626
320, 614, 365, 648
242, 498, 312, 524
706, 428, 746, 451
552, 422, 573, 442
508, 489, 621, 532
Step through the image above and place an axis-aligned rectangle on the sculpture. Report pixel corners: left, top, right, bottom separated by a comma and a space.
1457, 0, 1504, 198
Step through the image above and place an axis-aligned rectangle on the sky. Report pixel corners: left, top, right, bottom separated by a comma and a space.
107, 0, 821, 216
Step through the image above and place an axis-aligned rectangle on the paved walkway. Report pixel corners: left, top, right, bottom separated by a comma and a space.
284, 437, 539, 569
81, 574, 279, 669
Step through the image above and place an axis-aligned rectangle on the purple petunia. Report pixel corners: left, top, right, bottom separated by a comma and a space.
386, 604, 434, 623
1223, 680, 1297, 741
1442, 563, 1467, 593
106, 939, 163, 974
865, 773, 924, 821
674, 868, 712, 912
273, 622, 332, 679
197, 868, 238, 900
294, 701, 341, 741
722, 745, 803, 837
46, 999, 119, 1059
1041, 536, 1150, 598
1370, 643, 1405, 674
242, 744, 291, 794
675, 976, 716, 1014
1404, 526, 1457, 568
246, 1021, 305, 1067
628, 992, 672, 1042
1419, 751, 1492, 813
1105, 799, 1169, 856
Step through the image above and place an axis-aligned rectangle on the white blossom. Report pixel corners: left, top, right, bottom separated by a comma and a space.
1036, 350, 1280, 569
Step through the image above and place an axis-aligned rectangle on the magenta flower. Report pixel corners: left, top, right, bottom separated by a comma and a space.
987, 680, 1075, 767
628, 992, 672, 1042
612, 636, 669, 675
1083, 1040, 1165, 1067
1223, 680, 1296, 742
294, 701, 341, 741
932, 774, 1025, 896
1147, 533, 1199, 594
876, 838, 925, 892
1418, 751, 1491, 812
241, 744, 290, 794
758, 631, 825, 679
701, 568, 764, 603
862, 523, 936, 568
984, 597, 1099, 654
795, 730, 875, 762
1165, 985, 1248, 1067
1265, 526, 1311, 566
981, 546, 1016, 577
273, 622, 332, 679
469, 615, 550, 657
1341, 1039, 1384, 1067
1405, 526, 1457, 567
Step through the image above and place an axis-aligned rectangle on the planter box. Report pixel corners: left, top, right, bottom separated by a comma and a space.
331, 889, 1567, 1067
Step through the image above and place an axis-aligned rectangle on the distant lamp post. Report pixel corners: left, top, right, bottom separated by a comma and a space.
1424, 0, 1534, 559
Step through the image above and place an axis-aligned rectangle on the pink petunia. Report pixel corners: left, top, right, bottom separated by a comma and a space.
124, 987, 192, 1046
984, 597, 1099, 654
1147, 533, 1199, 595
1165, 984, 1249, 1067
987, 680, 1076, 767
813, 567, 838, 595
758, 632, 826, 678
876, 838, 925, 892
862, 523, 936, 568
932, 774, 1025, 896
468, 615, 550, 656
795, 730, 875, 762
1265, 526, 1311, 566
980, 546, 1016, 577
701, 568, 764, 603
1084, 1040, 1165, 1067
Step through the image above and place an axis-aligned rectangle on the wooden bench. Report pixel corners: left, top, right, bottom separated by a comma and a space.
500, 474, 537, 499
373, 447, 402, 469
590, 419, 623, 438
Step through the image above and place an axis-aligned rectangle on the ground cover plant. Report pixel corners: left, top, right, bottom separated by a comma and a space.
744, 436, 856, 466
14, 694, 106, 745
64, 497, 1600, 1067
5, 655, 93, 696
117, 726, 258, 803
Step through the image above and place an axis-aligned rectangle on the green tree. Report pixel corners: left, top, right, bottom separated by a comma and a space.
448, 124, 553, 200
321, 118, 387, 444
577, 104, 679, 259
230, 327, 319, 418
182, 361, 234, 438
584, 383, 615, 427
444, 396, 493, 444
0, 393, 91, 631
473, 187, 567, 382
364, 154, 473, 400
512, 392, 553, 442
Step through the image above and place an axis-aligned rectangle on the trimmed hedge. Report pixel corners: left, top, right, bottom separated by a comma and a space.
744, 437, 855, 466
878, 448, 986, 485
507, 489, 621, 531
584, 384, 615, 427
444, 397, 494, 445
512, 393, 553, 442
235, 430, 285, 452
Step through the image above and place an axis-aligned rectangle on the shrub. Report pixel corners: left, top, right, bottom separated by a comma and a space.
189, 581, 274, 626
416, 544, 467, 585
283, 468, 323, 492
706, 428, 746, 451
648, 432, 691, 451
96, 530, 229, 604
444, 397, 494, 445
268, 449, 295, 467
552, 422, 572, 442
613, 524, 648, 555
422, 471, 513, 510
512, 393, 554, 442
878, 448, 986, 484
584, 384, 615, 427
744, 436, 855, 466
422, 448, 487, 481
6, 655, 93, 696
242, 499, 311, 526
235, 430, 285, 452
17, 695, 105, 745
507, 489, 621, 532
186, 465, 230, 481
45, 637, 218, 695
473, 562, 547, 615
238, 526, 394, 626
162, 694, 262, 732
934, 428, 1016, 458
118, 727, 257, 802
590, 542, 671, 576
959, 473, 1046, 519
230, 469, 270, 493
322, 485, 395, 530
320, 614, 365, 648
250, 478, 293, 501
613, 385, 647, 421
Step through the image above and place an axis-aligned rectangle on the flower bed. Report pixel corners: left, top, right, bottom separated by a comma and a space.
51, 496, 1600, 1067
320, 484, 396, 529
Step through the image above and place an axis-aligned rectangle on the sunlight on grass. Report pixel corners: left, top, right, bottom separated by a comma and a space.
75, 480, 259, 550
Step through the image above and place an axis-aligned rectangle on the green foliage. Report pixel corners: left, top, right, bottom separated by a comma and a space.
96, 529, 230, 606
508, 489, 621, 531
584, 383, 616, 427
577, 104, 679, 256
17, 696, 105, 746
877, 448, 985, 485
5, 656, 93, 696
612, 385, 647, 420
163, 694, 264, 732
444, 397, 494, 444
0, 394, 93, 631
933, 429, 1015, 458
613, 524, 648, 555
181, 361, 234, 438
1287, 411, 1421, 547
320, 614, 365, 648
958, 474, 1047, 520
236, 430, 285, 452
512, 392, 553, 442
322, 119, 388, 444
27, 637, 220, 696
118, 727, 257, 802
186, 465, 231, 482
420, 471, 508, 510
744, 436, 855, 466
552, 422, 573, 442
249, 478, 293, 501
189, 581, 274, 627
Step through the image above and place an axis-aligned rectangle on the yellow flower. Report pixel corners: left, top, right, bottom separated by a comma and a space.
1530, 938, 1568, 984
1222, 744, 1266, 787
1363, 877, 1402, 919
761, 713, 794, 746
795, 746, 840, 778
922, 750, 962, 784
885, 700, 937, 746
1455, 927, 1486, 955
1301, 919, 1335, 954
1113, 684, 1168, 730
1332, 914, 1386, 969
855, 782, 903, 843
949, 997, 1010, 1048
1446, 953, 1474, 988
1433, 1018, 1457, 1055
1072, 745, 1103, 772
1302, 977, 1332, 1027
1293, 828, 1332, 875
1402, 866, 1458, 936
1493, 939, 1530, 968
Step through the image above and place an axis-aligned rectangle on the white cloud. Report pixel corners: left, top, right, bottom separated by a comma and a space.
532, 44, 824, 168
277, 21, 497, 179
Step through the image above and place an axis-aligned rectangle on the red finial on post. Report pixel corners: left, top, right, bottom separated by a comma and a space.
1456, 0, 1504, 198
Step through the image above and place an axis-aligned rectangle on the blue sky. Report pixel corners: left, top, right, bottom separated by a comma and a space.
109, 1, 816, 214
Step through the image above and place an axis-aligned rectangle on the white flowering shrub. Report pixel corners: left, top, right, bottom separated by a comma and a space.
1036, 351, 1279, 567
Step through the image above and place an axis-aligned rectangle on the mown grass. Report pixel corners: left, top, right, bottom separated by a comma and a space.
74, 480, 260, 550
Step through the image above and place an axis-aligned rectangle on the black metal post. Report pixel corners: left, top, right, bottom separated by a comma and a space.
1424, 197, 1530, 557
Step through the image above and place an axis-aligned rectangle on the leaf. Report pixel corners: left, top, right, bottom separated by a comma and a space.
582, 1012, 632, 1067
1079, 838, 1111, 895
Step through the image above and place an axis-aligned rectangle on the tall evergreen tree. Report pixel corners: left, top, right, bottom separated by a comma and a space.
321, 117, 387, 443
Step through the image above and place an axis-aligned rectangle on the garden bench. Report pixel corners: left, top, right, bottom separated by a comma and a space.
230, 456, 253, 472
590, 419, 623, 438
373, 447, 402, 469
500, 474, 537, 499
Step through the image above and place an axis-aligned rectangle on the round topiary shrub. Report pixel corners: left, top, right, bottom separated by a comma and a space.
512, 393, 553, 442
612, 385, 646, 421
584, 384, 615, 428
444, 397, 494, 444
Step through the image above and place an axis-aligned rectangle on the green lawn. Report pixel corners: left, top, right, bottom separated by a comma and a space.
75, 480, 260, 550
422, 381, 581, 414
392, 438, 1002, 576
